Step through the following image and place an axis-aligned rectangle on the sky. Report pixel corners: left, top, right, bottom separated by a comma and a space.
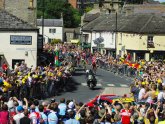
154, 0, 165, 2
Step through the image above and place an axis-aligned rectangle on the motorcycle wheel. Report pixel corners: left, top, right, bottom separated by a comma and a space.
89, 83, 95, 90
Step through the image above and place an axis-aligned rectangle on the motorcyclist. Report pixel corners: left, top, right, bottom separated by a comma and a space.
86, 69, 96, 86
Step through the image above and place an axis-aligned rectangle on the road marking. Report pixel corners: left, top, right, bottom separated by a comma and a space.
81, 83, 102, 87
97, 83, 102, 87
81, 83, 87, 86
107, 84, 115, 87
120, 84, 128, 87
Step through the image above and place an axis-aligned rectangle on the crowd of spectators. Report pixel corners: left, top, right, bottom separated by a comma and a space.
0, 43, 165, 124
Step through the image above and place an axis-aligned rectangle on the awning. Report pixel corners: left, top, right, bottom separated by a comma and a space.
70, 39, 80, 44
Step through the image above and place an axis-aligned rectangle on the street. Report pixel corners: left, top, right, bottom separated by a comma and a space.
47, 66, 133, 103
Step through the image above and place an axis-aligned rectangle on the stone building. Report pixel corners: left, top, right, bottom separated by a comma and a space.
0, 0, 37, 26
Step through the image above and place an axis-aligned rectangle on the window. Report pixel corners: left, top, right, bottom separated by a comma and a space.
49, 28, 56, 33
147, 36, 155, 48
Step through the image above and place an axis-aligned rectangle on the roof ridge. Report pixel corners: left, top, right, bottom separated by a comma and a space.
139, 15, 153, 33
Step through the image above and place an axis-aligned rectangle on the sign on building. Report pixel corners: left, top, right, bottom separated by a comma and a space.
38, 35, 43, 50
10, 35, 32, 45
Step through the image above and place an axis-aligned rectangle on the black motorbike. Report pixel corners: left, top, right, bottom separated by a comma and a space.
86, 70, 97, 89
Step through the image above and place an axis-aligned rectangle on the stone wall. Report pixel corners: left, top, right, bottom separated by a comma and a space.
0, 0, 37, 26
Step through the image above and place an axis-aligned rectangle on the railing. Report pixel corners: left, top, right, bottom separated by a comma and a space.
97, 59, 139, 78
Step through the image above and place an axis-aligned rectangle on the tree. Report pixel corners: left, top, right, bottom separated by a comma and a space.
37, 0, 81, 28
50, 39, 61, 45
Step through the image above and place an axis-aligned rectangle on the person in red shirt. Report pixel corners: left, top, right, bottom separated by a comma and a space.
120, 103, 132, 124
2, 62, 8, 75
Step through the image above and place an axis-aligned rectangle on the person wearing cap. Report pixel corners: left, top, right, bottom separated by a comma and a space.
13, 106, 24, 124
67, 101, 76, 113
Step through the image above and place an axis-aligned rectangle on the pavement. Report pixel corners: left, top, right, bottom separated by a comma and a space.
42, 66, 133, 103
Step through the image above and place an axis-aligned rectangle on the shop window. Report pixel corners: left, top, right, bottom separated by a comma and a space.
147, 36, 155, 48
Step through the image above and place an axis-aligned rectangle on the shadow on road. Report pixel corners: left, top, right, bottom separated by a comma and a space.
73, 72, 85, 76
92, 87, 103, 90
64, 78, 80, 92
75, 68, 85, 72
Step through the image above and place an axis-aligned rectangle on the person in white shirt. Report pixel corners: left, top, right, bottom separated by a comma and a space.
157, 85, 165, 102
138, 84, 146, 102
13, 106, 24, 124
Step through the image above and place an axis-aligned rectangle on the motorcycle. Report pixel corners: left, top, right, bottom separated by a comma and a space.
87, 74, 97, 90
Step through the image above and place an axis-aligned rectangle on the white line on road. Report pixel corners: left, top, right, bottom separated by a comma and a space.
81, 83, 102, 87
97, 83, 102, 87
81, 83, 87, 86
107, 84, 115, 87
120, 84, 128, 87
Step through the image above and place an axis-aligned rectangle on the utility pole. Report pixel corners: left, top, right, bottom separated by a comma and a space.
42, 0, 45, 44
115, 12, 118, 58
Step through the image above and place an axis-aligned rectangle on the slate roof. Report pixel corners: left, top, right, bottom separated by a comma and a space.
82, 13, 165, 34
124, 4, 165, 14
37, 19, 63, 27
84, 13, 100, 22
0, 9, 37, 31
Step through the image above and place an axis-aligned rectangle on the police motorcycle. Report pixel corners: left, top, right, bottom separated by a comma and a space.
86, 69, 97, 89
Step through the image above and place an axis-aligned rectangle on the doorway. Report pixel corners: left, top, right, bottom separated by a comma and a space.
12, 59, 25, 69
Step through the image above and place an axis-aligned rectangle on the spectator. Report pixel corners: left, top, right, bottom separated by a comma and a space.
120, 103, 131, 124
58, 98, 67, 117
48, 103, 58, 124
65, 111, 80, 124
0, 104, 9, 124
13, 106, 24, 124
20, 109, 31, 124
38, 105, 48, 124
29, 104, 40, 124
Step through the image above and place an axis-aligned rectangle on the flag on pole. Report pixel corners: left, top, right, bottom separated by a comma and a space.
54, 45, 59, 66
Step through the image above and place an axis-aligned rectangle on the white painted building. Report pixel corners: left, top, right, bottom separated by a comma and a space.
82, 31, 116, 54
0, 10, 38, 69
37, 19, 63, 43
91, 32, 116, 51
82, 14, 116, 55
